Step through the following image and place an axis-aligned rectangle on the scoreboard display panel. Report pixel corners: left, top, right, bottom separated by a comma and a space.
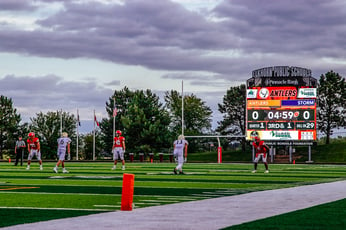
246, 86, 317, 141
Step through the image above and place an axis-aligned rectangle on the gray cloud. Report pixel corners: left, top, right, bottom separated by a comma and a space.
0, 0, 345, 79
107, 80, 121, 86
0, 0, 36, 11
213, 0, 346, 57
0, 74, 113, 120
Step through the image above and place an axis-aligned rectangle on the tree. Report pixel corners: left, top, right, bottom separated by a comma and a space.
217, 84, 246, 151
164, 90, 213, 152
100, 87, 134, 152
122, 89, 171, 153
30, 111, 77, 159
82, 131, 103, 160
0, 95, 21, 158
317, 71, 345, 144
100, 87, 171, 154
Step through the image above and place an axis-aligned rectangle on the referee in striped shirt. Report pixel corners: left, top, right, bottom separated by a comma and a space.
15, 136, 26, 166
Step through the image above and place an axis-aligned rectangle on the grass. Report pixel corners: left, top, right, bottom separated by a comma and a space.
297, 139, 346, 163
0, 162, 345, 228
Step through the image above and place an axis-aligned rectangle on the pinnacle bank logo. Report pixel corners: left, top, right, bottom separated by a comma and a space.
270, 131, 292, 139
298, 88, 317, 98
247, 89, 258, 99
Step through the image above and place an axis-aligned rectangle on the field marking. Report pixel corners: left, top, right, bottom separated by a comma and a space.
156, 197, 197, 201
140, 200, 180, 203
191, 194, 221, 197
146, 172, 205, 175
0, 191, 120, 196
49, 176, 121, 179
0, 206, 112, 212
137, 203, 161, 206
94, 205, 120, 208
0, 186, 39, 191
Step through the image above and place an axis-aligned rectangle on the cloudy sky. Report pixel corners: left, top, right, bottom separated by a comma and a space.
1, 0, 345, 132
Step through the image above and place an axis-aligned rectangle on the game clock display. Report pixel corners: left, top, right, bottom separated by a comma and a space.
246, 86, 317, 141
248, 109, 314, 121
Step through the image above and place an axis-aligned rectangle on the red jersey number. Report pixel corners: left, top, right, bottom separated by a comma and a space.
27, 137, 39, 150
113, 136, 125, 148
253, 141, 267, 154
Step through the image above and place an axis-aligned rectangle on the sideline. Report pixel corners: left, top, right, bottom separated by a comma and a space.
2, 180, 346, 230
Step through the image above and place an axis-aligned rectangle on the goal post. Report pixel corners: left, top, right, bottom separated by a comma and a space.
184, 135, 245, 163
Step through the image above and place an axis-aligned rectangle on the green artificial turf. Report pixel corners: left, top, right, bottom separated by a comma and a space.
0, 162, 345, 227
0, 208, 108, 228
223, 198, 346, 230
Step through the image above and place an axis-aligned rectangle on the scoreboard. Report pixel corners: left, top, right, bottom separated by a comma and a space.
246, 86, 317, 141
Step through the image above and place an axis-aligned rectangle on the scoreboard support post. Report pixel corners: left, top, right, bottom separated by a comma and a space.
270, 146, 274, 163
306, 146, 314, 163
289, 145, 292, 163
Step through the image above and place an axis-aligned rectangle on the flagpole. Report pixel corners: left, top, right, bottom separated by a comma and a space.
76, 109, 79, 161
93, 109, 95, 161
60, 109, 63, 136
113, 98, 115, 140
181, 80, 184, 136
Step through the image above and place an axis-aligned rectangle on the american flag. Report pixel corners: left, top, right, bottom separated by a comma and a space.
94, 115, 99, 126
113, 105, 118, 117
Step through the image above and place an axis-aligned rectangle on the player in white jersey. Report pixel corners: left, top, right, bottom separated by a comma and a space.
53, 132, 71, 173
173, 135, 188, 174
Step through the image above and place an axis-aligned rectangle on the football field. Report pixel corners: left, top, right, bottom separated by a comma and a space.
0, 162, 345, 228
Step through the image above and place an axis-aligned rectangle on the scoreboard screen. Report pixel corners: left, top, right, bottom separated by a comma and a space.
246, 86, 317, 141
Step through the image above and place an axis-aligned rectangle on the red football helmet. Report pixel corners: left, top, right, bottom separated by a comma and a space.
116, 130, 122, 136
28, 132, 35, 137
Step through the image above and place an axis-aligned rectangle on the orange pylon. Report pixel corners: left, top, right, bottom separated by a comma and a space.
121, 173, 135, 211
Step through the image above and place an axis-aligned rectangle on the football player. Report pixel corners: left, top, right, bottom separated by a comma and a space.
26, 132, 43, 170
173, 135, 188, 175
252, 136, 269, 173
112, 130, 126, 170
53, 132, 71, 173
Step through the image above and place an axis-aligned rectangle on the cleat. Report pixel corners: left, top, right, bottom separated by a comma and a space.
173, 168, 178, 174
179, 171, 185, 175
53, 167, 58, 173
62, 168, 69, 174
122, 166, 125, 170
264, 170, 269, 173
252, 170, 257, 173
112, 165, 116, 170
40, 166, 43, 171
26, 166, 30, 170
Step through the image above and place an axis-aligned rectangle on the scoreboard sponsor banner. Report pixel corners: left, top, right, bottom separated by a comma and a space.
297, 88, 317, 98
246, 86, 317, 141
246, 130, 315, 141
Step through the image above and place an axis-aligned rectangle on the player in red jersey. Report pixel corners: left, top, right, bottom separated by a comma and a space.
252, 136, 269, 173
112, 130, 126, 170
26, 132, 43, 170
